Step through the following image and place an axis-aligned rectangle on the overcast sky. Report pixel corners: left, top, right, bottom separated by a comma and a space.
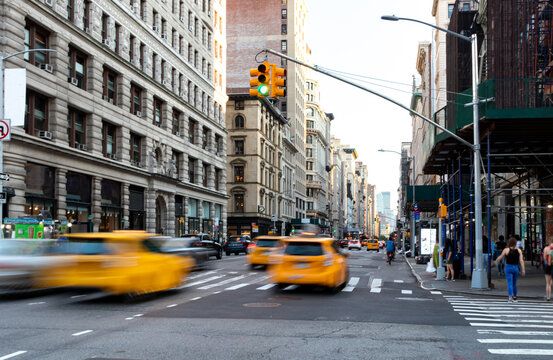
304, 0, 435, 213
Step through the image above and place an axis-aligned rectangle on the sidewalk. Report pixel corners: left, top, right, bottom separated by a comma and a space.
405, 255, 547, 300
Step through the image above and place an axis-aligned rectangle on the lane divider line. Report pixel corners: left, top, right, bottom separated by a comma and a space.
166, 304, 178, 308
72, 330, 93, 337
0, 351, 27, 360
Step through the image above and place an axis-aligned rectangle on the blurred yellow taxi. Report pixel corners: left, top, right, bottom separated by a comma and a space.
247, 236, 285, 268
269, 234, 349, 293
37, 231, 192, 296
366, 239, 379, 252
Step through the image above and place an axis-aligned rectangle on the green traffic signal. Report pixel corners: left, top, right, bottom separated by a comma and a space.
258, 84, 269, 96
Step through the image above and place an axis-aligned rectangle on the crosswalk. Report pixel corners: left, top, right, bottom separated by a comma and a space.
445, 295, 553, 356
179, 270, 426, 296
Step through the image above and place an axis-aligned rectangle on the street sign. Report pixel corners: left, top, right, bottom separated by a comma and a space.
0, 173, 9, 181
252, 225, 259, 233
0, 119, 10, 141
271, 214, 277, 222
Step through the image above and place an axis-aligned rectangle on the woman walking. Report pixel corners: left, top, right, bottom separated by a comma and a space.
444, 238, 455, 281
545, 239, 553, 301
494, 237, 525, 302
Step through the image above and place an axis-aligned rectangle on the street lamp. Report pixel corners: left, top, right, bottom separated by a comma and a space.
0, 49, 56, 238
382, 15, 487, 288
378, 149, 415, 256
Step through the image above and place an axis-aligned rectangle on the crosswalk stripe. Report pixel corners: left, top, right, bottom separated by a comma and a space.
181, 275, 226, 288
256, 283, 276, 290
470, 322, 553, 328
478, 339, 553, 344
225, 283, 250, 291
467, 317, 553, 324
197, 275, 248, 290
188, 270, 219, 280
401, 290, 412, 295
488, 349, 553, 355
371, 278, 382, 288
394, 280, 404, 283
462, 313, 553, 318
342, 277, 360, 292
477, 329, 553, 336
430, 291, 442, 295
370, 287, 381, 293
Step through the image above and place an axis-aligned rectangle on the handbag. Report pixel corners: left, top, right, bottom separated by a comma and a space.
426, 261, 437, 273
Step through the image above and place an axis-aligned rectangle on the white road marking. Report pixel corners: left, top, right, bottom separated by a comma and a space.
257, 283, 276, 290
488, 349, 553, 356
225, 283, 250, 290
190, 297, 201, 301
478, 339, 553, 344
71, 295, 86, 299
213, 291, 221, 294
461, 313, 553, 318
283, 285, 298, 291
72, 330, 93, 336
401, 290, 412, 295
430, 291, 442, 295
394, 280, 404, 283
166, 304, 178, 308
134, 314, 143, 317
198, 275, 248, 290
343, 277, 360, 292
0, 351, 27, 360
229, 271, 238, 274
180, 275, 226, 288
187, 270, 219, 280
27, 302, 45, 305
470, 322, 553, 329
125, 317, 134, 320
371, 278, 382, 288
370, 287, 381, 293
477, 329, 553, 336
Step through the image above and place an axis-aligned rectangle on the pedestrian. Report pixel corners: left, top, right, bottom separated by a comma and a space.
444, 238, 455, 281
515, 234, 523, 250
495, 235, 507, 276
543, 238, 553, 301
494, 237, 526, 303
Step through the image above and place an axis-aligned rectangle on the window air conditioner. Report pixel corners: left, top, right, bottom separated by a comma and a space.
109, 154, 118, 160
175, 131, 180, 136
103, 95, 113, 104
153, 26, 160, 32
39, 64, 53, 73
179, 16, 185, 22
85, 27, 92, 35
208, 10, 212, 17
179, 92, 186, 98
77, 144, 87, 151
161, 33, 168, 40
131, 4, 138, 13
44, 0, 53, 6
70, 77, 79, 86
38, 131, 53, 140
162, 80, 170, 86
188, 25, 193, 32
102, 39, 111, 46
135, 111, 142, 117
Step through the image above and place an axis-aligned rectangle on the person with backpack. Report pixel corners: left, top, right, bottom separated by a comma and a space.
494, 237, 526, 303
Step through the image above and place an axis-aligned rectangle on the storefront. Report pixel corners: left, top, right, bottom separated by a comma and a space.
175, 195, 185, 237
188, 198, 200, 233
65, 171, 92, 233
202, 201, 211, 235
129, 185, 145, 230
24, 163, 56, 219
100, 179, 122, 232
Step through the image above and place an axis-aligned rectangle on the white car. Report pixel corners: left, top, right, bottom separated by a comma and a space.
348, 239, 362, 251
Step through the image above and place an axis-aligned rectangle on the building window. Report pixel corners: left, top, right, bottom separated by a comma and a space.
189, 119, 196, 143
234, 115, 244, 128
234, 101, 244, 110
153, 98, 162, 127
172, 151, 181, 178
188, 157, 195, 183
25, 90, 48, 135
281, 24, 287, 35
306, 188, 314, 197
306, 148, 312, 157
234, 140, 244, 155
306, 174, 313, 181
172, 109, 181, 135
281, 40, 287, 52
281, 9, 287, 19
234, 194, 244, 213
448, 4, 454, 18
202, 127, 208, 149
130, 84, 142, 115
114, 23, 121, 54
306, 120, 314, 128
306, 161, 313, 171
102, 122, 117, 157
68, 47, 87, 90
67, 0, 75, 21
307, 202, 313, 210
306, 135, 313, 144
215, 135, 223, 153
202, 163, 208, 187
130, 133, 141, 163
24, 21, 49, 67
101, 13, 109, 42
67, 108, 86, 148
103, 67, 117, 104
83, 1, 91, 30
129, 35, 136, 63
234, 166, 244, 183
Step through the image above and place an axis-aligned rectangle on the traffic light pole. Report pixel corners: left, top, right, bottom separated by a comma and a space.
262, 48, 474, 149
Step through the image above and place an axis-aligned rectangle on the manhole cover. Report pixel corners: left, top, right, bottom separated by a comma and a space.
395, 297, 433, 301
243, 302, 281, 308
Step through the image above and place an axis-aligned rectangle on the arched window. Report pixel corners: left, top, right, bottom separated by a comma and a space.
234, 115, 244, 128
306, 108, 314, 116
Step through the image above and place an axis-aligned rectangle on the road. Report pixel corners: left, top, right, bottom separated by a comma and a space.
1, 249, 552, 359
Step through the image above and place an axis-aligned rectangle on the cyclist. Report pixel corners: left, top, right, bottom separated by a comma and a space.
386, 237, 396, 265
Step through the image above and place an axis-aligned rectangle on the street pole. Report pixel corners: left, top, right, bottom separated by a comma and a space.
380, 16, 487, 289
411, 155, 416, 258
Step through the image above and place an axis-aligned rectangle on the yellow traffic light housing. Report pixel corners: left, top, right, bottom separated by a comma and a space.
249, 61, 271, 98
270, 64, 286, 98
439, 197, 447, 219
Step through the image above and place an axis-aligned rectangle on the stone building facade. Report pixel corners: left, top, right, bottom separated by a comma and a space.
2, 0, 227, 238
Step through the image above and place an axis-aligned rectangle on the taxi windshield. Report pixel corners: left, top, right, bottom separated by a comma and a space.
256, 240, 279, 247
284, 242, 323, 256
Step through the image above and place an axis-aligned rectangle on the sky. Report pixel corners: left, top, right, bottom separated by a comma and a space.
304, 0, 435, 213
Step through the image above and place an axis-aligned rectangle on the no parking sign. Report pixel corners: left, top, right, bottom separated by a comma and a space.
0, 119, 10, 141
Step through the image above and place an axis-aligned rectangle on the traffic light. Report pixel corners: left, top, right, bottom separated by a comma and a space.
249, 61, 271, 98
270, 64, 286, 98
291, 226, 295, 234
439, 197, 447, 219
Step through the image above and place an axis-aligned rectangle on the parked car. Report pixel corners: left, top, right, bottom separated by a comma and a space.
378, 240, 386, 249
337, 239, 348, 248
224, 235, 252, 256
154, 237, 210, 271
269, 234, 349, 293
348, 239, 362, 251
366, 239, 379, 252
183, 233, 222, 260
247, 236, 285, 268
36, 231, 193, 297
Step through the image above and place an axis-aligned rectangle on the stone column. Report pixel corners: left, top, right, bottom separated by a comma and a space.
167, 194, 175, 236
55, 168, 68, 222
122, 183, 130, 229
222, 203, 228, 240
195, 159, 202, 185
91, 176, 102, 232
183, 196, 189, 233
49, 97, 68, 147
198, 200, 203, 232
88, 113, 103, 156
145, 188, 156, 233
207, 165, 215, 189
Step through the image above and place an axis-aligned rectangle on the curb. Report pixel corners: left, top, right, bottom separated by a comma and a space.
403, 255, 544, 300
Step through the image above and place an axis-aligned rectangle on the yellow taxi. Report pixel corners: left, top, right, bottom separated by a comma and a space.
247, 235, 285, 269
269, 234, 349, 293
37, 231, 193, 296
366, 239, 380, 252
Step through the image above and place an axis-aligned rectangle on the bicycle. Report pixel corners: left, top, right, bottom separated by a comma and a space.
386, 251, 393, 265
